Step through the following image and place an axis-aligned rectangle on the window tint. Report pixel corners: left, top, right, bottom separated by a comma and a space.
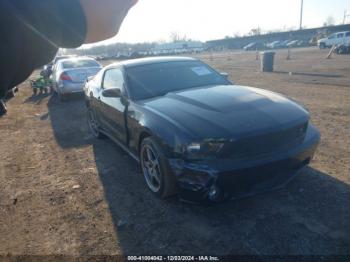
103, 68, 124, 90
346, 32, 350, 37
62, 59, 100, 69
125, 61, 230, 100
337, 33, 344, 38
328, 34, 335, 39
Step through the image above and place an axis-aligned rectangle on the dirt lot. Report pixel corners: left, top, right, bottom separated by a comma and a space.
1, 47, 349, 256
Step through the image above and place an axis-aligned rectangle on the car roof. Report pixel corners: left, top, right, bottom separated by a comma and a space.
333, 31, 350, 34
53, 55, 76, 61
109, 56, 198, 68
58, 56, 98, 64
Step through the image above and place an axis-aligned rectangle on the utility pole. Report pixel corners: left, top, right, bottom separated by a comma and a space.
299, 0, 304, 30
344, 10, 350, 24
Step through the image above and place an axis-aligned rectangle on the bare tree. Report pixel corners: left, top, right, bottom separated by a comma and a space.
170, 31, 181, 42
169, 31, 188, 42
323, 16, 335, 26
249, 28, 261, 36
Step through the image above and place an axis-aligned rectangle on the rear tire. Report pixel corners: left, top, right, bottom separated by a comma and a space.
338, 47, 344, 54
0, 99, 7, 116
58, 92, 66, 102
319, 43, 326, 49
5, 89, 15, 99
140, 137, 177, 198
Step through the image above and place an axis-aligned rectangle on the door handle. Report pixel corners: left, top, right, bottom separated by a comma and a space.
98, 96, 101, 100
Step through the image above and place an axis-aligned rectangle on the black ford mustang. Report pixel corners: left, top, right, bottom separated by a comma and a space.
84, 57, 320, 203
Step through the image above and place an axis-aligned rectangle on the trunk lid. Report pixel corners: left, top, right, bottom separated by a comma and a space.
63, 67, 101, 83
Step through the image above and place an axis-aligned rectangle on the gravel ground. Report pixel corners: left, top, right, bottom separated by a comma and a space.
0, 47, 349, 256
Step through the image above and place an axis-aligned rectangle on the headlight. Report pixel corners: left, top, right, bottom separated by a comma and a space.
187, 143, 201, 152
186, 140, 225, 160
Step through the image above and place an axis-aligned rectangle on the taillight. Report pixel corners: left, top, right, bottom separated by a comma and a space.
60, 73, 72, 81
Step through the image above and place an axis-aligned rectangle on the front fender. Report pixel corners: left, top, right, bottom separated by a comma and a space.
128, 104, 193, 158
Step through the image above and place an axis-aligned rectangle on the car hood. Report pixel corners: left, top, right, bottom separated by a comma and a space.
140, 85, 309, 140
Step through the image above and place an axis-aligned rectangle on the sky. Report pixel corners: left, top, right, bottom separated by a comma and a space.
86, 0, 350, 46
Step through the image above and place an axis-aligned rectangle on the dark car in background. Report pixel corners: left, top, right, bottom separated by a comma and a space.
266, 40, 285, 49
243, 42, 258, 51
243, 42, 264, 51
84, 57, 320, 203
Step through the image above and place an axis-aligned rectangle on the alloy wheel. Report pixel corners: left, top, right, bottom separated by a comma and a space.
141, 145, 162, 193
88, 110, 100, 138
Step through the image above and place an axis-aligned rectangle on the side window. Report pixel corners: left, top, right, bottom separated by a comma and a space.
93, 69, 104, 85
337, 33, 344, 38
54, 63, 60, 73
103, 68, 124, 90
345, 32, 350, 37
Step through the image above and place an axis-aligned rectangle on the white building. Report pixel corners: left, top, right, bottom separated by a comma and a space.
151, 41, 204, 55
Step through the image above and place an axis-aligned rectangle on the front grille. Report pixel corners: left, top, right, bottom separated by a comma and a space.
216, 157, 304, 196
219, 122, 308, 159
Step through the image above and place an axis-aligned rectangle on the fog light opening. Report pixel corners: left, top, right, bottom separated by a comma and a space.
303, 157, 311, 166
208, 185, 221, 201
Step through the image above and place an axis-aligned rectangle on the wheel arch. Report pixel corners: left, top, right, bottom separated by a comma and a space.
138, 130, 152, 154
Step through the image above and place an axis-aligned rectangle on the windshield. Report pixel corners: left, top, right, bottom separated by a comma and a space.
62, 59, 100, 69
125, 61, 230, 100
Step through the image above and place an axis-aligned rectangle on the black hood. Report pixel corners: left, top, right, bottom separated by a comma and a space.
141, 85, 309, 140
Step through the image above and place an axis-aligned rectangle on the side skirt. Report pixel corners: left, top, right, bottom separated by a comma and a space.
99, 129, 140, 163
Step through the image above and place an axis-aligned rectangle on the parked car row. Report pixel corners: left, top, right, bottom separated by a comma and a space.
242, 31, 350, 52
243, 39, 306, 51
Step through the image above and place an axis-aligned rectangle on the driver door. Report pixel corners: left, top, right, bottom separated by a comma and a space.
99, 67, 128, 144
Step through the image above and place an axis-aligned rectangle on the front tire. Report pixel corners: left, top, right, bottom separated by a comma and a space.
87, 108, 103, 139
140, 137, 177, 198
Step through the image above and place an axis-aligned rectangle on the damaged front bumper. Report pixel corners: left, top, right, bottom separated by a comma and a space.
169, 125, 320, 203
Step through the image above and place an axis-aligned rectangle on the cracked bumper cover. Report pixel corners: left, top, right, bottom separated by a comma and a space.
168, 125, 320, 202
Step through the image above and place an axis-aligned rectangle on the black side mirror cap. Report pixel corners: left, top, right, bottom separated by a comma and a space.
102, 88, 121, 98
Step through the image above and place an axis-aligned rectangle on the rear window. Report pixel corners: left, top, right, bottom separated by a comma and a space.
62, 59, 100, 69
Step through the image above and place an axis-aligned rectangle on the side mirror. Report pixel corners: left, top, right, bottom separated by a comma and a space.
102, 88, 121, 98
220, 72, 229, 79
86, 76, 94, 82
